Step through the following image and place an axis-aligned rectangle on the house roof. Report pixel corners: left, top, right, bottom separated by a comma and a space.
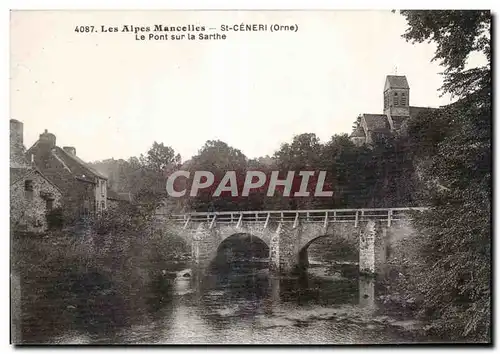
26, 142, 108, 183
363, 114, 391, 133
55, 147, 108, 180
10, 166, 63, 194
386, 75, 409, 89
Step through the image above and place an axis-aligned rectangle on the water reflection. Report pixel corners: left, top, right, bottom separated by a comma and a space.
21, 257, 417, 344
359, 277, 376, 309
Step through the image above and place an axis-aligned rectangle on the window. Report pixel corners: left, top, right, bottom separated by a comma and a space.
393, 92, 399, 106
101, 201, 105, 211
401, 92, 407, 106
100, 180, 105, 194
24, 180, 33, 200
24, 180, 33, 191
46, 199, 53, 211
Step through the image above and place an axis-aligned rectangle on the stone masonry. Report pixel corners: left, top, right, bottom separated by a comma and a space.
168, 215, 417, 277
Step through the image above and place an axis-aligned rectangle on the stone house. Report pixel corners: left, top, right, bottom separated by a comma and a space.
10, 119, 63, 233
10, 167, 63, 233
25, 128, 109, 221
350, 75, 435, 146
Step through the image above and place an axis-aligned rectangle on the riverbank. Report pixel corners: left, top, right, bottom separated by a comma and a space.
11, 227, 190, 344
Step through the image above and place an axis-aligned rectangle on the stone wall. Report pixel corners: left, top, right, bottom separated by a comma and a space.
10, 171, 62, 233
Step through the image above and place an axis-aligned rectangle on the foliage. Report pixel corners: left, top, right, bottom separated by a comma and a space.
12, 212, 190, 343
185, 140, 251, 211
91, 141, 183, 215
142, 141, 181, 173
397, 10, 491, 342
400, 10, 490, 99
91, 132, 419, 213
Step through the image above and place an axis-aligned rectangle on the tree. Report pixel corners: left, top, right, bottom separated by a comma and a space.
187, 140, 249, 211
144, 141, 181, 173
272, 133, 326, 209
398, 10, 491, 341
400, 10, 490, 98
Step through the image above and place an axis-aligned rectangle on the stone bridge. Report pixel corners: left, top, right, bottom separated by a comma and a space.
160, 208, 427, 276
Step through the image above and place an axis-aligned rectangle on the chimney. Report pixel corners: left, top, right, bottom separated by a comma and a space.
63, 146, 76, 155
10, 119, 23, 150
10, 119, 26, 168
39, 129, 56, 150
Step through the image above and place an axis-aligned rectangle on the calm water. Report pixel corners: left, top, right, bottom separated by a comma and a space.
18, 260, 430, 345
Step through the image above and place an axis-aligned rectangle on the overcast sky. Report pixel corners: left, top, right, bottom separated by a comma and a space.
10, 10, 487, 163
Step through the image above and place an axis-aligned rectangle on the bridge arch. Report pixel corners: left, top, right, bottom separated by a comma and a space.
297, 234, 359, 270
214, 224, 273, 249
215, 233, 270, 257
207, 233, 270, 274
297, 223, 359, 252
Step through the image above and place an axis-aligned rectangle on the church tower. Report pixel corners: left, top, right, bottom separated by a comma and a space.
383, 75, 410, 119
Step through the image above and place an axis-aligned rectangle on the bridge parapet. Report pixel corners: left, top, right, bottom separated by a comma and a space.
168, 207, 428, 230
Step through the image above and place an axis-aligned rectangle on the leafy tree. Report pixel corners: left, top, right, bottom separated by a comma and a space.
399, 10, 491, 341
90, 142, 182, 215
144, 141, 181, 173
272, 133, 326, 209
400, 10, 490, 98
187, 140, 249, 211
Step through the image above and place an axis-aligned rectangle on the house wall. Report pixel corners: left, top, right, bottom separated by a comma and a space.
10, 172, 62, 233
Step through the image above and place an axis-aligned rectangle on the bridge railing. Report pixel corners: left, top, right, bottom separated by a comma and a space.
166, 207, 428, 229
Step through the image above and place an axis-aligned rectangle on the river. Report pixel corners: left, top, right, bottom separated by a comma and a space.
17, 258, 432, 345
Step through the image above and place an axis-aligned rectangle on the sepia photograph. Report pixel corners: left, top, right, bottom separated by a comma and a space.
9, 9, 491, 345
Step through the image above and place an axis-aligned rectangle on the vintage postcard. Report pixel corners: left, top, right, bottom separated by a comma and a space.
9, 9, 491, 345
